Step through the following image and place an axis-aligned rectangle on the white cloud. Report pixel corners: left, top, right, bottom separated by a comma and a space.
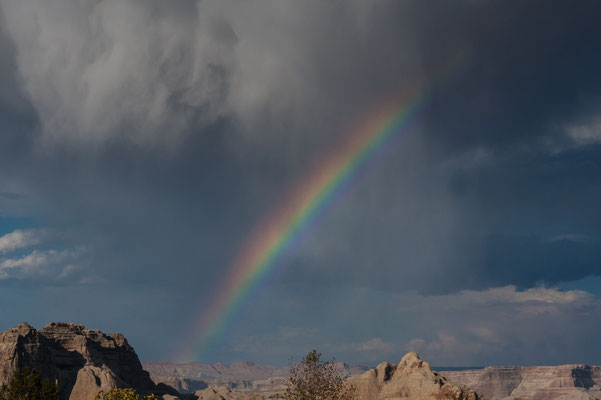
456, 285, 591, 305
0, 228, 89, 281
0, 248, 84, 280
0, 229, 51, 254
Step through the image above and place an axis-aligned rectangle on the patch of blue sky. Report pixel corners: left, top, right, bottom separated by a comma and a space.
0, 216, 39, 236
557, 275, 601, 298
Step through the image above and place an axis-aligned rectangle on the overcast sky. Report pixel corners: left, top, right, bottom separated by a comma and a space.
1, 0, 601, 367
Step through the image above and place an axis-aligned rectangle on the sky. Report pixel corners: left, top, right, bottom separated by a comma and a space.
1, 0, 601, 367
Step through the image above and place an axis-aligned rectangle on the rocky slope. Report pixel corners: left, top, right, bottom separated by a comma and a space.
442, 365, 601, 400
349, 352, 480, 400
0, 322, 182, 400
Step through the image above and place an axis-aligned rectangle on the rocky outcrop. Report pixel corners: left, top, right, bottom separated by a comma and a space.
0, 322, 181, 400
442, 365, 601, 400
349, 352, 480, 400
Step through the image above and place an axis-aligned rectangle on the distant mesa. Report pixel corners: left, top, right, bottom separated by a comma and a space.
441, 364, 601, 400
143, 359, 367, 395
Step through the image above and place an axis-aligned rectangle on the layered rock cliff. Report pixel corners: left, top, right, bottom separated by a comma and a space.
442, 365, 601, 400
349, 352, 480, 400
0, 322, 180, 400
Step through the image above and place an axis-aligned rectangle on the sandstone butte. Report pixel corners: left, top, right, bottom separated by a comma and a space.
347, 352, 479, 400
0, 322, 184, 400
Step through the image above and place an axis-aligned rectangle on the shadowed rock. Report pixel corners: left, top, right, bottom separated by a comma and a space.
0, 322, 184, 400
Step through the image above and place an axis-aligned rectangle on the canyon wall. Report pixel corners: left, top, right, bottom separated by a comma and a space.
442, 365, 601, 400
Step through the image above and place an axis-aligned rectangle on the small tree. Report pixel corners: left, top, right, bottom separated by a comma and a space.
95, 388, 158, 400
0, 366, 59, 400
285, 349, 355, 400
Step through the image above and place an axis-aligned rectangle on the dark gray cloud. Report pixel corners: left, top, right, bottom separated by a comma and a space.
0, 0, 600, 364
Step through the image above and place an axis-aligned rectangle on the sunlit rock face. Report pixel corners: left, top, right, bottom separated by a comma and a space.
0, 322, 179, 400
442, 364, 601, 400
349, 352, 480, 400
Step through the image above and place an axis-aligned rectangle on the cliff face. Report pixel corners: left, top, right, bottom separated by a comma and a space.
442, 365, 601, 400
349, 352, 480, 400
0, 322, 174, 400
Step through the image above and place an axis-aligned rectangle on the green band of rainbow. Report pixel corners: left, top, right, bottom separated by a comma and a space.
175, 54, 469, 362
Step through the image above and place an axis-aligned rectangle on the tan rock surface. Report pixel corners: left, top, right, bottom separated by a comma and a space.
349, 352, 480, 400
68, 366, 120, 399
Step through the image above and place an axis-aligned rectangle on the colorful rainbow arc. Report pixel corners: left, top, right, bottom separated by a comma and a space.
176, 55, 469, 362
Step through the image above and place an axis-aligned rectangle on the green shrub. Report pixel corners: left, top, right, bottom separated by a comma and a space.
0, 366, 59, 400
285, 349, 355, 400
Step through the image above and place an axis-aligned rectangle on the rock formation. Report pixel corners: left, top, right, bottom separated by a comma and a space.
0, 322, 182, 400
349, 352, 480, 400
442, 365, 601, 400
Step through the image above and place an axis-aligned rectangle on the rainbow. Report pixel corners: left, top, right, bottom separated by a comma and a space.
176, 56, 469, 362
